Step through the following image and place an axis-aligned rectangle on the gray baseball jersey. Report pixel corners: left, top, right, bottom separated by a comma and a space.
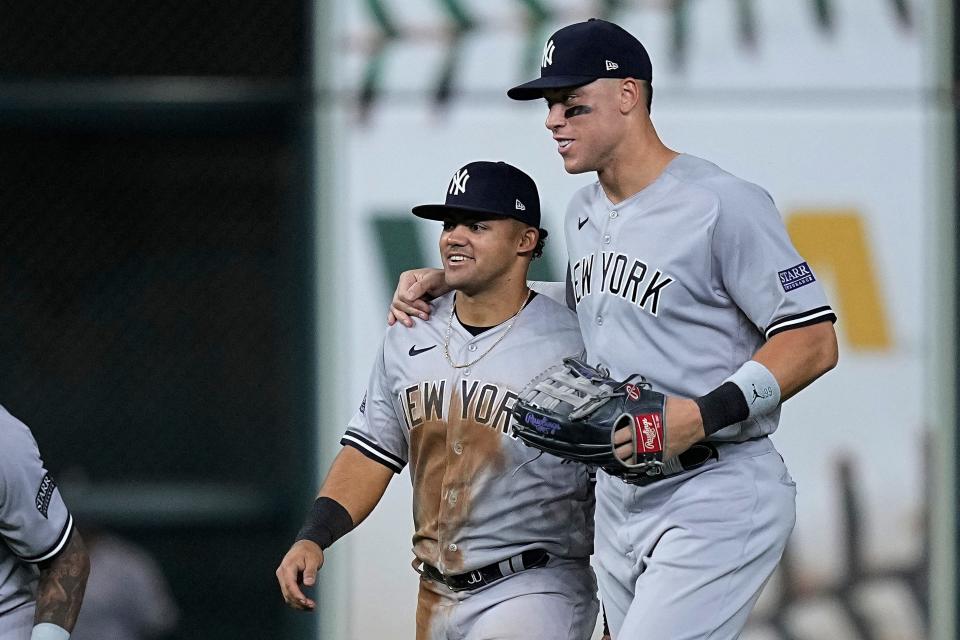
564, 153, 835, 639
343, 291, 595, 575
566, 153, 836, 442
0, 405, 74, 640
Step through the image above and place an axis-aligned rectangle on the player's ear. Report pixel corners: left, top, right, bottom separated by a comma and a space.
619, 78, 642, 115
516, 226, 538, 254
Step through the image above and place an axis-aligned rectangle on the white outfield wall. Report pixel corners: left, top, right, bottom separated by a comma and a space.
312, 1, 954, 638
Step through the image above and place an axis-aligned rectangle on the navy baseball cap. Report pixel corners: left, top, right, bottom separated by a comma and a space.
412, 161, 544, 234
507, 18, 652, 101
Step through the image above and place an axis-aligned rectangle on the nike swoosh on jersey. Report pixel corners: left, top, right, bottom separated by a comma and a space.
577, 216, 588, 230
408, 345, 437, 356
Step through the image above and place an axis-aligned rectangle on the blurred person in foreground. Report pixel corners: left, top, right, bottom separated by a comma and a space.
0, 405, 89, 640
70, 525, 178, 640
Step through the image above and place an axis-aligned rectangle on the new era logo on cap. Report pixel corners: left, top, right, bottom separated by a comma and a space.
515, 199, 526, 211
605, 60, 619, 71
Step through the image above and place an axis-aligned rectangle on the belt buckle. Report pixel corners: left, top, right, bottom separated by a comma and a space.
464, 570, 483, 586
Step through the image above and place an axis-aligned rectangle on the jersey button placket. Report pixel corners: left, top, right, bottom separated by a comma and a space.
467, 343, 477, 352
595, 215, 614, 326
602, 209, 617, 245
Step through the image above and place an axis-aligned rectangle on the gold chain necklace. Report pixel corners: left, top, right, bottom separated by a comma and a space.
443, 291, 532, 369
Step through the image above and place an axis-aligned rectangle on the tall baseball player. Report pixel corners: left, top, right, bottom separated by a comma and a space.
389, 19, 839, 639
277, 161, 599, 639
0, 404, 89, 640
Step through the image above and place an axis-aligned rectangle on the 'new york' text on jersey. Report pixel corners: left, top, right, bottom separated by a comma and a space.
565, 154, 836, 441
342, 293, 594, 575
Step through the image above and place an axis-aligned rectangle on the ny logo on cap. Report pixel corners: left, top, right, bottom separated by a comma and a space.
449, 168, 470, 195
605, 60, 619, 71
541, 39, 555, 68
515, 199, 526, 211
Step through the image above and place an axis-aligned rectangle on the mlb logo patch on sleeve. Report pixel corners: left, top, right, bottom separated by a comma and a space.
778, 262, 816, 292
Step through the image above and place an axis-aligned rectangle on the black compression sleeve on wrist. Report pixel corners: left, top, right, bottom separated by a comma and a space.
296, 497, 355, 550
694, 381, 750, 436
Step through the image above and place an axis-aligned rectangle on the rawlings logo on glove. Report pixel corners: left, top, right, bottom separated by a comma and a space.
524, 412, 562, 435
634, 413, 662, 454
511, 357, 668, 484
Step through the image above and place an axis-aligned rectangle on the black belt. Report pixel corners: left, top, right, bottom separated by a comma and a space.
630, 442, 719, 486
421, 549, 549, 592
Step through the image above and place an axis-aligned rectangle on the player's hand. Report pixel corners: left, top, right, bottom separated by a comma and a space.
276, 540, 324, 611
613, 397, 705, 461
387, 268, 449, 327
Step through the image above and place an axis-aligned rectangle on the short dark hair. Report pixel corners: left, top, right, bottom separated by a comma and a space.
532, 232, 546, 260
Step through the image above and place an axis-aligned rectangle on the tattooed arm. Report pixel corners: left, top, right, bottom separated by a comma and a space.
33, 529, 90, 633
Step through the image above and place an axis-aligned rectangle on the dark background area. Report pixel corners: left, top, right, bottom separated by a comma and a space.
0, 3, 316, 638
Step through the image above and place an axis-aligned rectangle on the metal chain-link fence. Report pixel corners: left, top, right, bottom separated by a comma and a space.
0, 3, 313, 636
0, 124, 305, 483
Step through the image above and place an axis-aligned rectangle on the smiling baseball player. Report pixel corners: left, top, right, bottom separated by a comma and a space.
389, 19, 839, 640
277, 161, 599, 639
0, 404, 89, 640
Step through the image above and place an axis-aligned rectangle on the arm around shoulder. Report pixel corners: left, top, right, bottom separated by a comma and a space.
388, 268, 449, 327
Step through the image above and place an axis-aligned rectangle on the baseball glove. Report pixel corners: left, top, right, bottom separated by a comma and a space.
511, 357, 668, 484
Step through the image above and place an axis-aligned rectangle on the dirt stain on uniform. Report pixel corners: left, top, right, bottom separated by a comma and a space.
409, 389, 508, 574
410, 415, 446, 565
415, 579, 441, 640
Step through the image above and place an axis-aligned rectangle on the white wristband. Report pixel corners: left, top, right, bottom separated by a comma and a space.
31, 624, 70, 640
724, 360, 781, 418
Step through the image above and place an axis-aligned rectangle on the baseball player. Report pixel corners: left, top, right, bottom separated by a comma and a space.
277, 161, 599, 639
0, 404, 90, 640
389, 19, 839, 639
